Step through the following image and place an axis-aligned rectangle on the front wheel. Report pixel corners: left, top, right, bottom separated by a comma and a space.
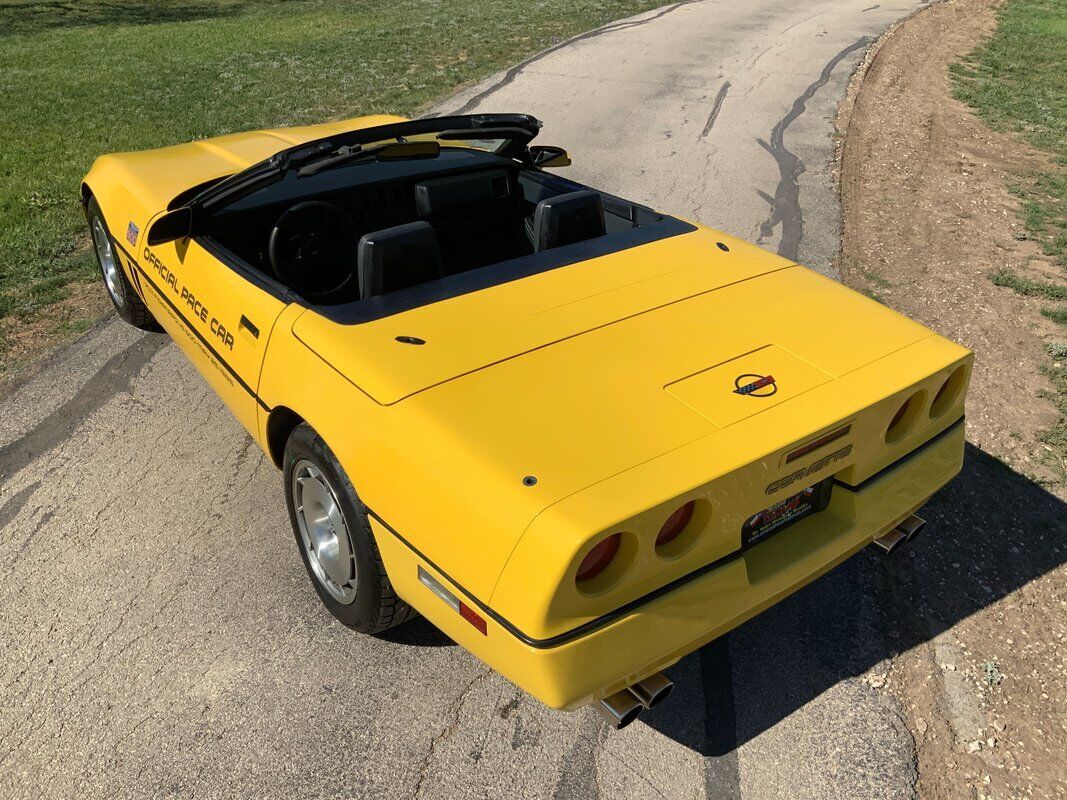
283, 422, 415, 633
87, 196, 161, 331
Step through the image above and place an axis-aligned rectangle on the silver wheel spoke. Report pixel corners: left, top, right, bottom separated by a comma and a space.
92, 217, 124, 308
291, 458, 357, 604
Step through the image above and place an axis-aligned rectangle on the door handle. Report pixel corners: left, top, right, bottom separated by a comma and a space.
239, 315, 259, 339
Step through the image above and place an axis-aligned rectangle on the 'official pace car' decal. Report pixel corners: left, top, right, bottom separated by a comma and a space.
142, 247, 235, 351
734, 373, 777, 397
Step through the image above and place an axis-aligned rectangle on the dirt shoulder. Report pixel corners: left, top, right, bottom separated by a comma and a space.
835, 1, 1066, 798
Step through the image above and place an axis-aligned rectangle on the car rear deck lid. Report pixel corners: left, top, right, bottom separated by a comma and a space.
665, 345, 833, 428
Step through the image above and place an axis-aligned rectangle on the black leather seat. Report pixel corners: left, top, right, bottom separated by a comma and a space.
357, 221, 444, 299
531, 190, 606, 252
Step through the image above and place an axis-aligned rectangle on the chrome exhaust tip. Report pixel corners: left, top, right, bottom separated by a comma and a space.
896, 514, 926, 540
627, 672, 674, 709
871, 527, 906, 555
596, 689, 644, 729
871, 513, 927, 555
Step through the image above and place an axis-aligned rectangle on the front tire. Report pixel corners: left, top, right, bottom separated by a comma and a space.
86, 196, 161, 331
283, 422, 415, 633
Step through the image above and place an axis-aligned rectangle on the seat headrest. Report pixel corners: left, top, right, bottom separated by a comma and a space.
357, 221, 444, 299
532, 190, 606, 252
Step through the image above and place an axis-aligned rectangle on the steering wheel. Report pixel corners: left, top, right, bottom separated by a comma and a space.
268, 201, 359, 303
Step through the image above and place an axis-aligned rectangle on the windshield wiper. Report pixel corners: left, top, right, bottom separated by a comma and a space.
272, 141, 335, 173
297, 144, 367, 177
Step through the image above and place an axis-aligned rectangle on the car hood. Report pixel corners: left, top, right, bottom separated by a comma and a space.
83, 114, 407, 221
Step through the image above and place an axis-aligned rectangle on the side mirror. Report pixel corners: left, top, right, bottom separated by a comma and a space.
530, 145, 571, 168
147, 207, 193, 246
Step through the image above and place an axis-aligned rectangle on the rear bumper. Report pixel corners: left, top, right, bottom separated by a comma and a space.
371, 417, 964, 710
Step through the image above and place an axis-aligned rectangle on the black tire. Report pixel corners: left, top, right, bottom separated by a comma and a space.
86, 196, 161, 331
283, 422, 415, 633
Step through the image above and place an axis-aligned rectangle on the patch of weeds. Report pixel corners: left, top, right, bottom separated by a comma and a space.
1041, 306, 1067, 325
1037, 352, 1066, 484
860, 288, 884, 304
981, 660, 1003, 686
991, 268, 1067, 300
59, 317, 95, 337
861, 268, 892, 289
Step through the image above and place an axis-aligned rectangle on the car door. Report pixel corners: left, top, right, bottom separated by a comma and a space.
132, 231, 288, 436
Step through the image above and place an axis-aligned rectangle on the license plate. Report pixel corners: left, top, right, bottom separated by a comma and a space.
741, 478, 833, 548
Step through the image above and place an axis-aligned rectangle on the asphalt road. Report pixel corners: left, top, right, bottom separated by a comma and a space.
1, 2, 936, 798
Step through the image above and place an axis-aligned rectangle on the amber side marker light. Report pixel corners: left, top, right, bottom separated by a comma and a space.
576, 533, 621, 582
656, 501, 695, 547
418, 566, 487, 635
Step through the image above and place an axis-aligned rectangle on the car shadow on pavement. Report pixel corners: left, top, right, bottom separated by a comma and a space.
645, 442, 1066, 756
379, 614, 456, 647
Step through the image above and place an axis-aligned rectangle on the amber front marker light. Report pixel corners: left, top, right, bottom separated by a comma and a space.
576, 533, 621, 582
656, 501, 695, 547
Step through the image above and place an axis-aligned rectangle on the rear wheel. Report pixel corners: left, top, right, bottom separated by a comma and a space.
87, 196, 160, 331
283, 422, 415, 633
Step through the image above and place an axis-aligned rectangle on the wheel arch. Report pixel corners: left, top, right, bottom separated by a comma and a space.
80, 182, 93, 211
266, 405, 306, 468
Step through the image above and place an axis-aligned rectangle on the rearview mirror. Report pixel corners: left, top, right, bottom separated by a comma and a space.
530, 145, 571, 168
147, 207, 193, 246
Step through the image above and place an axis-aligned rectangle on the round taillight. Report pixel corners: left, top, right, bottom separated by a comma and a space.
656, 501, 695, 547
888, 401, 910, 431
930, 365, 966, 418
576, 533, 621, 582
885, 391, 924, 444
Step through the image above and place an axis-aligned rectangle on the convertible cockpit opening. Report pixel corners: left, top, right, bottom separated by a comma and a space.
194, 117, 685, 321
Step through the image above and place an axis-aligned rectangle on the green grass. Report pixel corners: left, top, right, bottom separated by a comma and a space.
991, 267, 1067, 300
951, 0, 1067, 270
0, 0, 663, 323
1042, 305, 1067, 324
953, 0, 1067, 484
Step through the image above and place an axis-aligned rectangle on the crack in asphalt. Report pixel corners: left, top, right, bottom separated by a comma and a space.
412, 669, 492, 798
0, 334, 165, 485
451, 1, 703, 115
701, 81, 732, 138
755, 36, 870, 261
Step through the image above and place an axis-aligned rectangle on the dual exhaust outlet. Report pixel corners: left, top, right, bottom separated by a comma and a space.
596, 514, 926, 729
870, 513, 926, 556
595, 672, 673, 729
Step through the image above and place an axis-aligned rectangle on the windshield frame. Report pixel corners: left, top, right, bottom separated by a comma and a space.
189, 114, 543, 215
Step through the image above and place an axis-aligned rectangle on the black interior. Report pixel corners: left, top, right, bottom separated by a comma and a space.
201, 145, 668, 309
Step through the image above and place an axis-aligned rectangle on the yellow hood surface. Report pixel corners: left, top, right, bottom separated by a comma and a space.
83, 115, 406, 227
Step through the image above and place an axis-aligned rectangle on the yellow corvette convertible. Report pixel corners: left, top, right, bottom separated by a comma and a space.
83, 113, 970, 728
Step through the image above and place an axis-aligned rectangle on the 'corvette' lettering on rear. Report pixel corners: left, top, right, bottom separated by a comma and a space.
765, 444, 853, 494
143, 248, 234, 351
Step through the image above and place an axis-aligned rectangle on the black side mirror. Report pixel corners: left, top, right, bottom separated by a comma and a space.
147, 207, 193, 246
530, 145, 571, 168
